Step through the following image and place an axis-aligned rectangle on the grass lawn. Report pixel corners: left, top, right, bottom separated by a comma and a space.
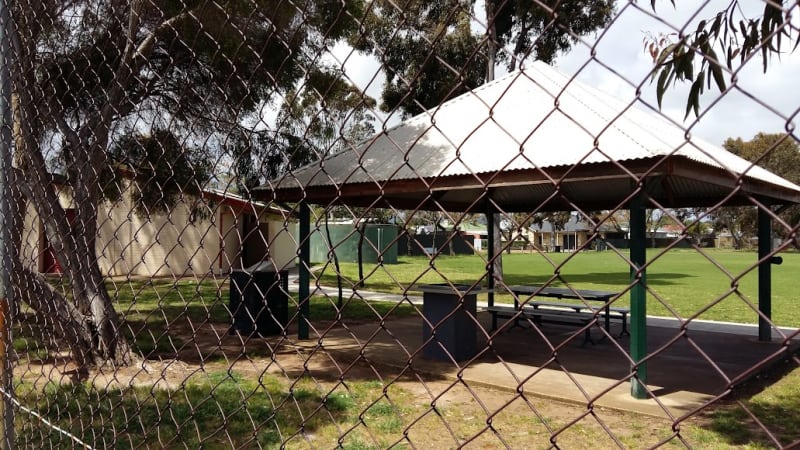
315, 249, 800, 327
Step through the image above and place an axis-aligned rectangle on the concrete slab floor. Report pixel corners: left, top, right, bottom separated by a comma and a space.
295, 312, 799, 419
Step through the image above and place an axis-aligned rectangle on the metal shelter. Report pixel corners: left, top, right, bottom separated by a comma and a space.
255, 61, 800, 399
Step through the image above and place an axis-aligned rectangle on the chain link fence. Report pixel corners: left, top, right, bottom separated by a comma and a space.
0, 0, 799, 448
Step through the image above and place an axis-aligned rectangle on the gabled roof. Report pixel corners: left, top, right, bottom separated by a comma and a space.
256, 62, 800, 212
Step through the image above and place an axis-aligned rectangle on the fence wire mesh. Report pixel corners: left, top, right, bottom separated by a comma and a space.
0, 0, 799, 448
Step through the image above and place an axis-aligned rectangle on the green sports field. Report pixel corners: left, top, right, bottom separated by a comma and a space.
315, 249, 800, 327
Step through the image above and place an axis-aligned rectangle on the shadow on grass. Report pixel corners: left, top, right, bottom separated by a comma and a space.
502, 271, 694, 287
701, 358, 800, 448
15, 280, 433, 448
319, 271, 694, 295
14, 370, 356, 448
115, 294, 421, 361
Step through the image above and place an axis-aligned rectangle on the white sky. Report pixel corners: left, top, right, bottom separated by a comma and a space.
327, 0, 799, 147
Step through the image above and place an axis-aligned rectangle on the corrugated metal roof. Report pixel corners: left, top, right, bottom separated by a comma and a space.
257, 61, 800, 211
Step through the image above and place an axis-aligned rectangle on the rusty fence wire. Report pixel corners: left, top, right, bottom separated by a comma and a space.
0, 0, 799, 448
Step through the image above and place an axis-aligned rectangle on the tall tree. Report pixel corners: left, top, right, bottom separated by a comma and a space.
233, 68, 377, 196
7, 0, 364, 369
712, 133, 800, 246
355, 0, 615, 116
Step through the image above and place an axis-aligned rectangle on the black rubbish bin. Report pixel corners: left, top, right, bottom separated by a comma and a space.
229, 261, 290, 336
554, 245, 562, 252
417, 284, 479, 362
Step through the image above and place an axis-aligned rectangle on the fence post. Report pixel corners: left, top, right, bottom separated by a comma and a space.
0, 0, 14, 444
485, 208, 495, 309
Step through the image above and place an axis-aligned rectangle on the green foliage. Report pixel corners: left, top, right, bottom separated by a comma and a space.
108, 129, 212, 214
492, 0, 615, 66
358, 0, 615, 116
36, 1, 365, 120
648, 1, 796, 116
12, 0, 370, 365
32, 0, 374, 201
232, 67, 377, 194
724, 133, 800, 184
713, 133, 800, 245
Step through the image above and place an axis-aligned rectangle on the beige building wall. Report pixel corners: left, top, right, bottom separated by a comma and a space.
96, 196, 133, 276
267, 220, 297, 271
117, 200, 223, 277
529, 230, 591, 251
24, 181, 296, 278
19, 184, 77, 273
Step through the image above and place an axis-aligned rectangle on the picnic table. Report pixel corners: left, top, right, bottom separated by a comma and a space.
488, 285, 628, 344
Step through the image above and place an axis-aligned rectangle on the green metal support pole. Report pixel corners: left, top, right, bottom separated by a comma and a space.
298, 202, 311, 340
757, 205, 772, 342
0, 0, 14, 444
629, 192, 648, 399
486, 210, 495, 307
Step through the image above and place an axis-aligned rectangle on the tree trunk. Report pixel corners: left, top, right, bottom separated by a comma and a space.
326, 214, 345, 306
8, 23, 134, 369
492, 213, 504, 280
8, 169, 132, 370
485, 0, 496, 81
485, 1, 505, 283
732, 232, 743, 250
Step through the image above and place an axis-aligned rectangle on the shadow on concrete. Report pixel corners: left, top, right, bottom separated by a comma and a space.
298, 311, 799, 418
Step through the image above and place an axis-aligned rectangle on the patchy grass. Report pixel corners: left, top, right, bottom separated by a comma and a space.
10, 337, 49, 361
14, 370, 353, 448
112, 277, 417, 326
12, 362, 800, 448
317, 250, 800, 326
692, 360, 800, 448
106, 277, 418, 358
13, 275, 420, 364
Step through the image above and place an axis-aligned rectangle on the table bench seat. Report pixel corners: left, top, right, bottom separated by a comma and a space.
486, 305, 595, 345
525, 301, 630, 336
486, 302, 630, 342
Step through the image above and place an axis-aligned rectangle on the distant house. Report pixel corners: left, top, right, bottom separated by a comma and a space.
526, 213, 619, 251
459, 223, 488, 251
21, 179, 297, 277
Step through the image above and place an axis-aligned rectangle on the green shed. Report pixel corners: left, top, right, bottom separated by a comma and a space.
310, 223, 398, 264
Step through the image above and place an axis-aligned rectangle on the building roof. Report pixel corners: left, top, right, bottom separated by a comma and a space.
201, 188, 290, 216
255, 62, 800, 212
526, 213, 620, 233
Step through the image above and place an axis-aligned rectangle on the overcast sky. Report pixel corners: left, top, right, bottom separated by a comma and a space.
328, 0, 799, 147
